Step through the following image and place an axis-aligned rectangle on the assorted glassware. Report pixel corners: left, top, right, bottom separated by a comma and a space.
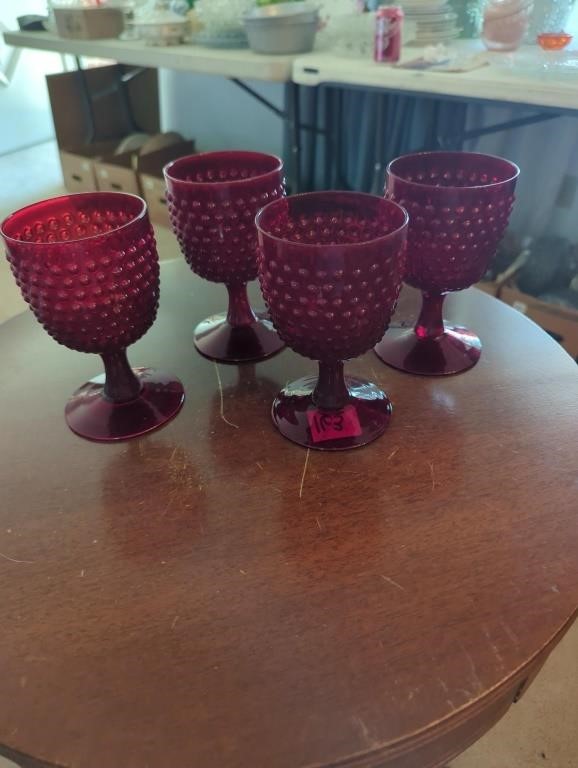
164, 150, 287, 363
0, 192, 185, 441
191, 0, 252, 47
257, 191, 408, 449
1, 151, 519, 449
482, 0, 533, 51
526, 0, 575, 43
374, 151, 519, 375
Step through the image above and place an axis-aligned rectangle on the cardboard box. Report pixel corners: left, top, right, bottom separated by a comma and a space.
95, 151, 142, 195
53, 6, 124, 40
59, 141, 119, 192
500, 285, 578, 362
94, 137, 193, 205
46, 66, 159, 193
139, 140, 196, 226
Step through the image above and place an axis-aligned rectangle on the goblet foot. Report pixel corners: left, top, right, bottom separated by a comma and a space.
374, 326, 482, 376
271, 375, 392, 451
65, 368, 185, 442
194, 311, 285, 363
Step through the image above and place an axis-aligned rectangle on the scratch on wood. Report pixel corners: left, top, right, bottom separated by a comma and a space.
171, 615, 180, 630
380, 575, 406, 592
239, 569, 247, 575
500, 620, 519, 644
483, 624, 504, 664
315, 517, 323, 531
0, 552, 34, 564
299, 448, 311, 499
80, 570, 85, 578
437, 677, 449, 693
388, 447, 399, 460
351, 716, 378, 748
428, 460, 436, 491
459, 642, 483, 691
456, 687, 473, 698
213, 361, 239, 429
256, 462, 264, 470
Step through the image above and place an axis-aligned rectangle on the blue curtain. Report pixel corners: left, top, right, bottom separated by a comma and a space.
298, 86, 578, 240
301, 86, 468, 193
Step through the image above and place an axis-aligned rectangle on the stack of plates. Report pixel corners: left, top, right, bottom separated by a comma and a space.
403, 0, 460, 45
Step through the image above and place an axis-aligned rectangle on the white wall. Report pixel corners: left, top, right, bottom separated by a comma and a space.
0, 0, 63, 154
159, 68, 285, 157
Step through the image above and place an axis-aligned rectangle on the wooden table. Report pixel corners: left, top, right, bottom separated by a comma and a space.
1, 261, 578, 768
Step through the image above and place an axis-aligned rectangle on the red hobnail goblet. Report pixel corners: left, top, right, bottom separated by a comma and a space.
0, 192, 185, 442
257, 191, 408, 451
164, 150, 286, 363
374, 151, 519, 375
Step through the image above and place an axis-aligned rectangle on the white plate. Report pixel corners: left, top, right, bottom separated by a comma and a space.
405, 8, 456, 17
402, 2, 449, 10
416, 21, 459, 30
414, 31, 461, 42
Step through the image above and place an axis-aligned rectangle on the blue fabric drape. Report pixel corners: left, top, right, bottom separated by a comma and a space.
300, 86, 467, 193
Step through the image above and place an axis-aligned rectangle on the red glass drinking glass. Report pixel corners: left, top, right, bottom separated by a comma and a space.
1, 192, 185, 442
374, 151, 519, 375
257, 191, 408, 451
164, 150, 286, 363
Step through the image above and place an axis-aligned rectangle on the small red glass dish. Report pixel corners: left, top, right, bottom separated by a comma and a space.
375, 151, 519, 376
1, 192, 184, 442
537, 32, 573, 50
164, 150, 286, 363
257, 191, 408, 451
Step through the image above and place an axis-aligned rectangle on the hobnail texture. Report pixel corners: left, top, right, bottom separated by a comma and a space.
375, 151, 519, 376
3, 194, 159, 353
164, 151, 286, 363
165, 151, 285, 284
257, 191, 408, 451
1, 192, 184, 441
387, 152, 518, 293
258, 198, 407, 362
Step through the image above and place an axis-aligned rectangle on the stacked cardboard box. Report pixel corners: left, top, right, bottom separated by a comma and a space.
47, 65, 160, 191
46, 66, 195, 225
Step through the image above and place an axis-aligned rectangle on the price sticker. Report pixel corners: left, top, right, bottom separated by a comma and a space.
307, 405, 362, 444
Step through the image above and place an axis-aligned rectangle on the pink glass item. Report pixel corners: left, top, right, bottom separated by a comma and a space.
537, 32, 573, 50
164, 151, 286, 363
374, 151, 519, 376
0, 192, 184, 442
257, 191, 408, 451
482, 0, 533, 52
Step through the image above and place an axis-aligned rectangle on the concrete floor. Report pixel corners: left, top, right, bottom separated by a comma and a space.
0, 142, 576, 768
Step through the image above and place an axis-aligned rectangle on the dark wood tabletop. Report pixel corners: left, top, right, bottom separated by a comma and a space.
1, 260, 578, 768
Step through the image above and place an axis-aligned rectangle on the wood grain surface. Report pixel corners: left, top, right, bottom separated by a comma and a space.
1, 260, 577, 768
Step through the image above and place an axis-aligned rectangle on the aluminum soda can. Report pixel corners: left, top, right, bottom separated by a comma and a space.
374, 5, 404, 63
